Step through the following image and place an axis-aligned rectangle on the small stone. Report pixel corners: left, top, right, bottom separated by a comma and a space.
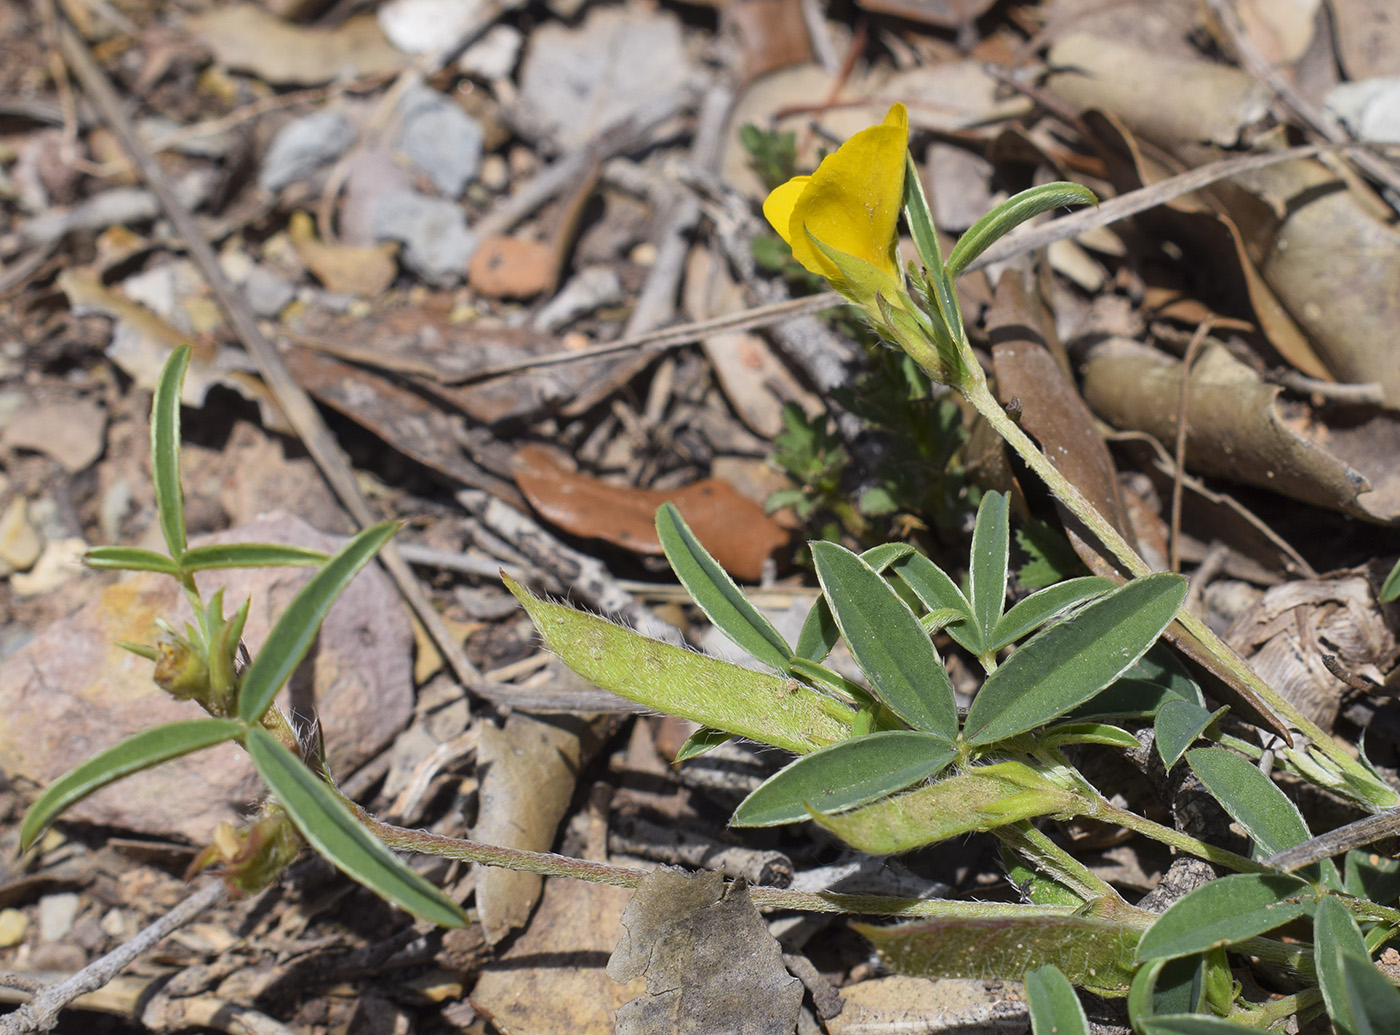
5, 397, 107, 473
371, 189, 476, 286
100, 908, 129, 939
459, 24, 522, 81
0, 908, 26, 947
38, 892, 80, 942
11, 537, 86, 597
244, 265, 297, 318
467, 235, 554, 298
0, 497, 41, 572
259, 110, 356, 193
394, 84, 483, 198
532, 265, 622, 332
477, 153, 508, 192
378, 0, 486, 55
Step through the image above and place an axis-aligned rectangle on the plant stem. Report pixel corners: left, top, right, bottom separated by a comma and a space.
362, 814, 1087, 920
956, 371, 1396, 809
1083, 796, 1267, 874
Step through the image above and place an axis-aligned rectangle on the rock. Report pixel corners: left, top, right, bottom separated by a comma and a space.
259, 109, 357, 193
459, 24, 522, 81
0, 497, 41, 572
467, 235, 554, 298
394, 84, 483, 198
0, 909, 26, 948
10, 537, 86, 597
0, 512, 415, 844
243, 264, 297, 318
518, 7, 690, 150
38, 892, 80, 942
378, 0, 490, 55
371, 189, 476, 286
532, 265, 623, 331
4, 397, 107, 473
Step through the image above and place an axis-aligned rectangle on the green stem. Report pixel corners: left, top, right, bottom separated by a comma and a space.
956, 370, 1395, 808
1083, 795, 1267, 874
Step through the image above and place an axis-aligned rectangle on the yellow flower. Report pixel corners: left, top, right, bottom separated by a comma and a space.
762, 103, 908, 304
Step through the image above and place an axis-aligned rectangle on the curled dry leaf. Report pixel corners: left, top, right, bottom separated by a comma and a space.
512, 445, 788, 581
1081, 339, 1400, 523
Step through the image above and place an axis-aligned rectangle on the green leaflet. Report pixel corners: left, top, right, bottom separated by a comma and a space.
505, 575, 851, 754
945, 182, 1098, 279
84, 546, 182, 576
656, 503, 791, 673
20, 718, 243, 851
968, 490, 1009, 647
1155, 701, 1225, 770
964, 574, 1186, 746
731, 731, 954, 827
810, 541, 957, 738
1026, 964, 1090, 1035
245, 726, 465, 928
1186, 748, 1311, 859
990, 576, 1114, 652
237, 521, 400, 723
152, 345, 191, 559
1135, 873, 1311, 963
180, 542, 329, 572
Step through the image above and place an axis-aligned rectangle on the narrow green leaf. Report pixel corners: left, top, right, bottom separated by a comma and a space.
238, 521, 399, 723
969, 491, 1010, 644
990, 576, 1115, 652
1155, 700, 1225, 770
1026, 964, 1089, 1035
891, 552, 980, 655
732, 731, 954, 827
20, 718, 243, 851
152, 345, 191, 559
945, 182, 1098, 279
857, 911, 1140, 997
1344, 851, 1400, 907
1316, 902, 1400, 1035
505, 575, 851, 754
795, 544, 911, 663
964, 573, 1187, 746
1139, 1017, 1265, 1035
1380, 558, 1400, 604
1041, 722, 1141, 750
1135, 873, 1311, 962
1128, 954, 1207, 1023
814, 761, 1076, 853
181, 542, 329, 572
901, 150, 946, 274
244, 726, 465, 927
1186, 748, 1312, 859
656, 503, 791, 672
810, 542, 958, 738
84, 546, 182, 576
673, 726, 732, 762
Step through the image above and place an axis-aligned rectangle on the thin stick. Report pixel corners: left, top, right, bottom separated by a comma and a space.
54, 18, 486, 698
0, 881, 226, 1035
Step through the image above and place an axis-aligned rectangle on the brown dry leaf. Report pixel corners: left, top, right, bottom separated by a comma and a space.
0, 513, 412, 844
1232, 0, 1323, 65
4, 396, 107, 474
606, 869, 803, 1035
1047, 37, 1400, 407
182, 5, 405, 86
722, 0, 813, 82
853, 0, 995, 28
1081, 339, 1400, 523
471, 877, 643, 1034
279, 345, 515, 497
467, 236, 557, 299
827, 976, 1027, 1034
512, 445, 789, 582
472, 713, 605, 944
1331, 0, 1400, 78
288, 211, 398, 297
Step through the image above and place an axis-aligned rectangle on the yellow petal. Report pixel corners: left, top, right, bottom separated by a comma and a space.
792, 103, 908, 282
762, 175, 811, 249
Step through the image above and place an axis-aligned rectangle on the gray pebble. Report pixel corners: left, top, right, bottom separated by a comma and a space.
259, 110, 356, 193
370, 189, 476, 286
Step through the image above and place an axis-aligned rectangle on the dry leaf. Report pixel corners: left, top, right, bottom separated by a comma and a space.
827, 976, 1026, 1034
288, 211, 398, 297
512, 445, 789, 581
606, 869, 803, 1035
183, 5, 405, 86
467, 236, 557, 299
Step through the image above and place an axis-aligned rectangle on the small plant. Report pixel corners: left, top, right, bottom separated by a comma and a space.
507, 104, 1400, 1026
19, 346, 465, 928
